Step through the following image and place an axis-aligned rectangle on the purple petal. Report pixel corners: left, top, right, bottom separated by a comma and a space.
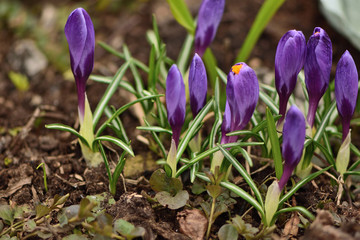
189, 53, 208, 118
166, 65, 186, 146
275, 30, 306, 122
194, 0, 225, 57
220, 101, 238, 144
279, 105, 305, 190
65, 8, 95, 118
335, 50, 358, 140
226, 63, 259, 133
304, 27, 332, 127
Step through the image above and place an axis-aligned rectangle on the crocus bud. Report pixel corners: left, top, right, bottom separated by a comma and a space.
194, 0, 225, 57
335, 50, 358, 141
279, 105, 306, 190
189, 53, 208, 118
275, 30, 306, 123
166, 65, 186, 147
226, 63, 259, 134
304, 27, 332, 127
65, 8, 95, 122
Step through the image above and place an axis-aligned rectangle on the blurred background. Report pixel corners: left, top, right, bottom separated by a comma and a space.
0, 0, 359, 127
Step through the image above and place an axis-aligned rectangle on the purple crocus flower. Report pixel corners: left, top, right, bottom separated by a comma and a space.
194, 0, 225, 57
335, 50, 358, 141
65, 8, 95, 122
189, 53, 208, 118
226, 63, 259, 137
279, 105, 306, 190
304, 27, 332, 127
166, 65, 186, 147
275, 30, 306, 123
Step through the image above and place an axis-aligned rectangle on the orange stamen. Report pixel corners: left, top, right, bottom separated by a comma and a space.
231, 64, 243, 75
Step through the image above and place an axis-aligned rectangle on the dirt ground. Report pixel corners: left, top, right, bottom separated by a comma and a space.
1, 0, 360, 239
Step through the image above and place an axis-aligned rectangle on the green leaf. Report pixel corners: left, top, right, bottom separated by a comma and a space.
136, 126, 172, 134
279, 165, 332, 206
90, 75, 137, 95
63, 234, 88, 240
149, 169, 183, 195
313, 101, 336, 142
177, 33, 194, 74
52, 194, 69, 207
176, 142, 263, 177
9, 71, 29, 91
35, 205, 51, 219
94, 135, 134, 157
266, 108, 282, 179
95, 94, 162, 137
260, 91, 279, 114
155, 190, 189, 210
92, 61, 130, 127
144, 118, 166, 158
176, 99, 214, 161
218, 224, 238, 240
235, 0, 286, 62
203, 49, 220, 91
23, 219, 36, 232
165, 0, 195, 33
0, 205, 14, 225
45, 123, 89, 148
273, 206, 315, 225
209, 78, 222, 150
97, 41, 149, 72
197, 173, 265, 219
218, 145, 264, 208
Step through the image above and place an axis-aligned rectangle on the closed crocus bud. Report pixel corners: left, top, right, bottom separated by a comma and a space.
275, 30, 306, 123
189, 53, 208, 118
304, 27, 332, 127
226, 63, 259, 133
194, 0, 225, 57
65, 8, 95, 121
335, 50, 358, 141
279, 105, 306, 190
166, 65, 186, 147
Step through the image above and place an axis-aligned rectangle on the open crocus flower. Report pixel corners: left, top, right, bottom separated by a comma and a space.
226, 63, 259, 133
211, 63, 259, 173
275, 30, 306, 124
166, 64, 186, 147
279, 105, 306, 190
64, 8, 95, 122
194, 0, 225, 57
189, 53, 208, 118
335, 50, 358, 141
304, 27, 332, 127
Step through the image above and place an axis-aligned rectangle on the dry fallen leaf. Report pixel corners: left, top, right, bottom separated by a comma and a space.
177, 209, 208, 240
281, 213, 300, 240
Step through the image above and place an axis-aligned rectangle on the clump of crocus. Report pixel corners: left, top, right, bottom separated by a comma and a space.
211, 63, 259, 172
65, 8, 101, 167
304, 27, 332, 128
335, 50, 358, 175
275, 30, 306, 125
264, 105, 305, 226
166, 64, 186, 177
189, 53, 208, 118
194, 0, 225, 57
